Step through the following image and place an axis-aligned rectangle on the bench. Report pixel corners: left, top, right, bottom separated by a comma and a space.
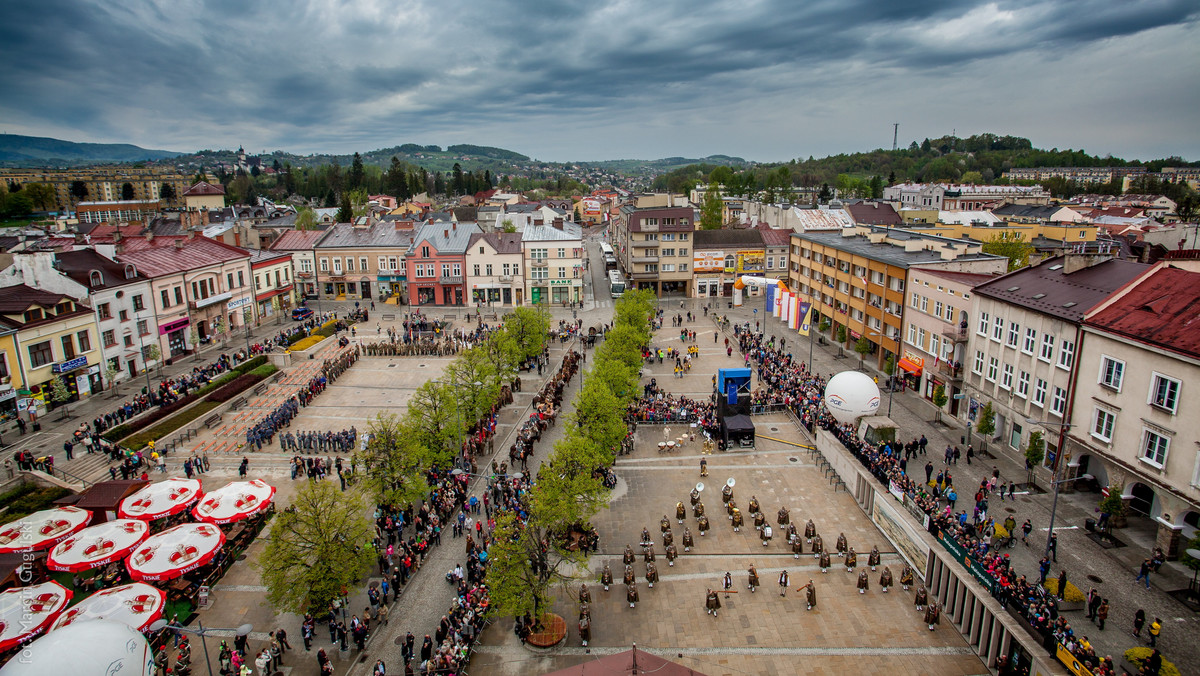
204, 414, 222, 429
253, 383, 269, 395
443, 313, 456, 320
382, 314, 395, 321
230, 397, 247, 411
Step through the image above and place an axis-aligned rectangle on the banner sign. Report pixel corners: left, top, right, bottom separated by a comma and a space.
936, 531, 995, 593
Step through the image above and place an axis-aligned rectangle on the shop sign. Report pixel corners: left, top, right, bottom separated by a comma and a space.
0, 389, 16, 403
902, 350, 925, 368
693, 250, 725, 272
194, 291, 233, 309
52, 356, 88, 374
159, 317, 190, 335
736, 250, 765, 272
227, 296, 252, 311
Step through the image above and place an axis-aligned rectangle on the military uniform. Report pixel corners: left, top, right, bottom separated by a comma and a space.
705, 589, 721, 617
836, 533, 848, 557
880, 567, 893, 592
777, 507, 790, 526
600, 564, 613, 591
748, 496, 760, 514
723, 571, 733, 597
805, 520, 817, 542
700, 458, 708, 476
778, 570, 790, 597
857, 570, 869, 594
690, 488, 701, 507
819, 550, 831, 573
845, 548, 857, 572
623, 565, 635, 586
698, 515, 710, 535
760, 524, 773, 546
578, 613, 591, 646
868, 546, 880, 571
914, 586, 928, 610
726, 499, 737, 519
747, 565, 760, 592
640, 527, 652, 546
811, 534, 824, 558
806, 581, 817, 610
663, 528, 673, 548
676, 501, 686, 524
627, 584, 639, 608
900, 564, 914, 591
623, 546, 635, 566
753, 511, 766, 531
925, 602, 940, 630
791, 534, 804, 558
731, 508, 743, 532
643, 545, 655, 563
646, 561, 658, 588
682, 528, 695, 552
579, 584, 591, 604
722, 484, 733, 506
693, 501, 705, 519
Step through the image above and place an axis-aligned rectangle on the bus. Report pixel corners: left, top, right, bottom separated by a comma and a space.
608, 271, 626, 298
599, 242, 618, 270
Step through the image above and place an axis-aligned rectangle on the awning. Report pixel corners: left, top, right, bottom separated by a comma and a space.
898, 358, 923, 376
255, 287, 290, 303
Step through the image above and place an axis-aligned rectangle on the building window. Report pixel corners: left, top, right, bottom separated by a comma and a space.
378, 257, 387, 271
991, 315, 1003, 341
102, 330, 117, 347
977, 311, 989, 336
346, 257, 355, 272
486, 264, 492, 276
174, 287, 183, 306
1051, 386, 1067, 416
1057, 340, 1074, 370
473, 265, 480, 276
137, 319, 148, 335
920, 296, 928, 312
908, 324, 917, 345
1039, 334, 1055, 363
160, 290, 170, 309
1023, 328, 1036, 355
1017, 371, 1030, 398
333, 258, 343, 274
123, 335, 134, 347
77, 330, 91, 352
360, 257, 368, 272
1000, 364, 1013, 390
227, 273, 234, 290
1099, 356, 1124, 391
1148, 373, 1180, 414
1006, 321, 1019, 348
502, 263, 510, 276
422, 246, 431, 258
933, 300, 943, 318
1092, 408, 1116, 442
916, 328, 926, 349
911, 292, 919, 308
29, 340, 53, 368
132, 295, 145, 311
118, 309, 129, 322
441, 264, 451, 278
452, 263, 461, 277
559, 266, 569, 277
1140, 429, 1170, 468
61, 335, 75, 359
986, 357, 998, 382
1034, 378, 1048, 406
98, 303, 112, 319
319, 258, 329, 272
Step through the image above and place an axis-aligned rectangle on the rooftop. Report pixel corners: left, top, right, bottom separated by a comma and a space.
411, 222, 482, 254
55, 248, 149, 289
973, 254, 1151, 322
1086, 266, 1200, 359
315, 223, 418, 249
909, 267, 999, 288
114, 235, 250, 277
846, 202, 903, 226
182, 181, 226, 197
694, 228, 764, 249
468, 232, 523, 255
0, 285, 74, 314
269, 229, 327, 252
791, 228, 1003, 268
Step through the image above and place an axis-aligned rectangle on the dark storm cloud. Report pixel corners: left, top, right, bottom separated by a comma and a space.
0, 0, 1195, 160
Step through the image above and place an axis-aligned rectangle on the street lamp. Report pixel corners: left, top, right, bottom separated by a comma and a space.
1026, 417, 1081, 561
149, 618, 253, 676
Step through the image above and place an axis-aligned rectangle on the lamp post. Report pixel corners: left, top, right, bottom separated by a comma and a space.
149, 618, 253, 676
1025, 417, 1078, 561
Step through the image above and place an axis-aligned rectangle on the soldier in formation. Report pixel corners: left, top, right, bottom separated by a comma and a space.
623, 565, 635, 586
682, 527, 695, 552
805, 519, 817, 542
697, 514, 710, 536
627, 583, 639, 609
748, 495, 760, 514
643, 545, 655, 564
914, 586, 928, 611
600, 563, 613, 591
747, 565, 760, 593
760, 522, 773, 546
645, 561, 659, 588
805, 581, 817, 611
623, 545, 635, 566
845, 548, 858, 572
880, 566, 894, 593
868, 546, 881, 571
705, 588, 721, 617
900, 564, 914, 591
857, 569, 870, 594
836, 532, 848, 557
665, 543, 678, 566
777, 506, 790, 526
811, 533, 824, 559
819, 549, 831, 574
676, 501, 686, 524
925, 601, 941, 631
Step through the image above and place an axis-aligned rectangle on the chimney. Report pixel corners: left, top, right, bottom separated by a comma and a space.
187, 229, 196, 240
444, 229, 450, 238
552, 217, 563, 231
175, 238, 185, 250
113, 231, 123, 243
1062, 252, 1112, 274
452, 222, 456, 231
145, 231, 154, 243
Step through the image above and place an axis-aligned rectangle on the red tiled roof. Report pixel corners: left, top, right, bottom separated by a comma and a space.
846, 202, 903, 226
183, 181, 226, 196
0, 285, 74, 313
269, 229, 327, 252
910, 267, 1000, 287
1086, 266, 1200, 359
756, 226, 792, 246
115, 235, 249, 277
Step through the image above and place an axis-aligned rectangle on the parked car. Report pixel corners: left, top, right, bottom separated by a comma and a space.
292, 307, 314, 321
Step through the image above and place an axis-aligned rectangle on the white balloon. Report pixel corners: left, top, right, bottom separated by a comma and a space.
823, 371, 881, 425
0, 619, 154, 676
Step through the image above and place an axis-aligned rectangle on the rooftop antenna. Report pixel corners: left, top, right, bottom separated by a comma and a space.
892, 123, 899, 151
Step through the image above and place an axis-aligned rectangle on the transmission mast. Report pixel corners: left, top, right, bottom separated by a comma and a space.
892, 123, 899, 151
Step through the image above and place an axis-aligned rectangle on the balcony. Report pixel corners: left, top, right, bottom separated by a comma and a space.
530, 259, 549, 267
630, 241, 657, 248
630, 271, 658, 280
498, 275, 514, 283
631, 256, 659, 264
938, 361, 963, 381
941, 324, 969, 343
439, 276, 463, 285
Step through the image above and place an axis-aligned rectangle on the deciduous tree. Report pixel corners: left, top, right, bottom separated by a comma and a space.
982, 231, 1033, 271
699, 181, 723, 230
355, 413, 430, 508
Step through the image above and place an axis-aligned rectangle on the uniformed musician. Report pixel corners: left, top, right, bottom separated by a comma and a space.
722, 571, 733, 598
804, 519, 816, 542
836, 532, 848, 557
900, 563, 914, 591
857, 569, 869, 594
747, 564, 760, 593
627, 583, 639, 609
682, 527, 695, 552
676, 501, 686, 524
868, 545, 880, 571
778, 570, 790, 597
819, 550, 831, 574
845, 547, 857, 572
811, 533, 824, 559
805, 580, 817, 610
645, 561, 658, 588
914, 585, 928, 611
600, 563, 613, 591
698, 514, 710, 535
925, 601, 940, 630
731, 507, 743, 532
705, 588, 721, 617
665, 542, 678, 566
777, 506, 790, 526
880, 566, 894, 593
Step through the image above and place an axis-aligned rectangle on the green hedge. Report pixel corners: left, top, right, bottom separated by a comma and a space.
123, 401, 222, 451
249, 364, 278, 378
0, 485, 73, 522
101, 356, 270, 442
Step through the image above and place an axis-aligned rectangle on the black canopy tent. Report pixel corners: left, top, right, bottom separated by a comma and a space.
720, 413, 755, 449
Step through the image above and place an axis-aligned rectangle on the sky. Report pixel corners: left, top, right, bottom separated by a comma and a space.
2, 0, 1198, 163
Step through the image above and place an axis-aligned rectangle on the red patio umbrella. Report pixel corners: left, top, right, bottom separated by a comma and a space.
126, 523, 225, 582
46, 519, 150, 572
0, 581, 72, 651
118, 478, 203, 521
0, 506, 92, 554
192, 479, 276, 525
49, 582, 165, 633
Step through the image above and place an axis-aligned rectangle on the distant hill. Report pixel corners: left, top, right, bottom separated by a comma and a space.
0, 134, 180, 166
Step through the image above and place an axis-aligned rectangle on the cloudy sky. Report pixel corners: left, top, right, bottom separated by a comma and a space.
2, 0, 1198, 162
